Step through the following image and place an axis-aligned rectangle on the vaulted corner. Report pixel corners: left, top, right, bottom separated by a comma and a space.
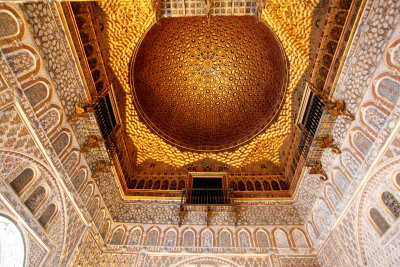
0, 0, 399, 266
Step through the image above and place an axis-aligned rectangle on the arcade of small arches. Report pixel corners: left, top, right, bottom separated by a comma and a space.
7, 166, 59, 230
228, 177, 289, 191
124, 175, 289, 192
305, 170, 400, 245
365, 172, 400, 237
103, 224, 311, 249
126, 176, 187, 191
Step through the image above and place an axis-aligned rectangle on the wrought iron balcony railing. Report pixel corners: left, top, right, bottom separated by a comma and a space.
94, 94, 117, 140
302, 93, 325, 137
296, 85, 325, 158
181, 188, 234, 206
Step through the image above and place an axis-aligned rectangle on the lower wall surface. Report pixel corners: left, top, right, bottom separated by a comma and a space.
71, 230, 320, 267
317, 152, 400, 267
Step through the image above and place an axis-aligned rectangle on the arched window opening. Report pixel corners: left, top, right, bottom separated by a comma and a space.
146, 229, 159, 246
263, 181, 271, 191
136, 179, 145, 189
80, 184, 93, 205
38, 203, 57, 229
87, 198, 100, 217
255, 180, 263, 191
100, 221, 110, 240
51, 132, 70, 155
238, 231, 250, 247
24, 81, 49, 108
363, 106, 387, 132
256, 231, 269, 247
10, 168, 34, 195
352, 131, 372, 156
0, 216, 25, 267
292, 229, 309, 248
326, 185, 340, 209
63, 151, 79, 174
169, 180, 177, 190
152, 180, 161, 190
72, 170, 86, 191
163, 230, 177, 247
369, 208, 390, 236
238, 181, 245, 191
0, 11, 20, 39
94, 210, 105, 229
110, 228, 125, 245
201, 230, 213, 247
279, 181, 289, 190
219, 231, 232, 247
24, 186, 46, 213
127, 229, 142, 245
230, 181, 238, 191
271, 181, 280, 191
381, 191, 400, 218
127, 179, 137, 189
178, 180, 185, 190
246, 181, 254, 191
377, 78, 400, 104
161, 180, 169, 190
182, 230, 195, 247
274, 229, 289, 248
334, 170, 349, 194
144, 179, 153, 189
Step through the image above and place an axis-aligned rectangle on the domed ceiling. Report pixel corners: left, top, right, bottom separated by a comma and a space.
131, 16, 288, 151
97, 0, 318, 168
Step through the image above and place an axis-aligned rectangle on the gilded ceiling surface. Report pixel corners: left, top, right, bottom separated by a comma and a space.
97, 0, 319, 168
132, 16, 288, 151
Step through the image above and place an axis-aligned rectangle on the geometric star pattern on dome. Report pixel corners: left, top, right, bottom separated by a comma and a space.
132, 16, 288, 151
97, 0, 319, 167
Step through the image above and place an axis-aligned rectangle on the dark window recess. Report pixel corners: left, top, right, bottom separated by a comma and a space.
299, 93, 325, 156
94, 94, 117, 139
303, 94, 325, 137
192, 178, 222, 189
94, 94, 118, 156
189, 178, 224, 204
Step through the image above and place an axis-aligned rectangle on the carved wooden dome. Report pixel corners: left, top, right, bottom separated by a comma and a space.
131, 16, 288, 151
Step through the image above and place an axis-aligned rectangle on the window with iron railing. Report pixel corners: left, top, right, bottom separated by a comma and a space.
303, 93, 325, 137
297, 87, 325, 157
94, 93, 119, 156
94, 94, 117, 139
181, 188, 234, 205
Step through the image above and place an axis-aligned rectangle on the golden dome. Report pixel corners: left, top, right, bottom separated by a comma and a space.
131, 16, 288, 151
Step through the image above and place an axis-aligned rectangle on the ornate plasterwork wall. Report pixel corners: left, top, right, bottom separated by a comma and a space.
317, 128, 400, 267
71, 227, 319, 267
0, 3, 114, 265
293, 0, 400, 265
294, 0, 400, 220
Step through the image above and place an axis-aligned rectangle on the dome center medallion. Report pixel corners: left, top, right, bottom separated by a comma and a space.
131, 16, 288, 151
